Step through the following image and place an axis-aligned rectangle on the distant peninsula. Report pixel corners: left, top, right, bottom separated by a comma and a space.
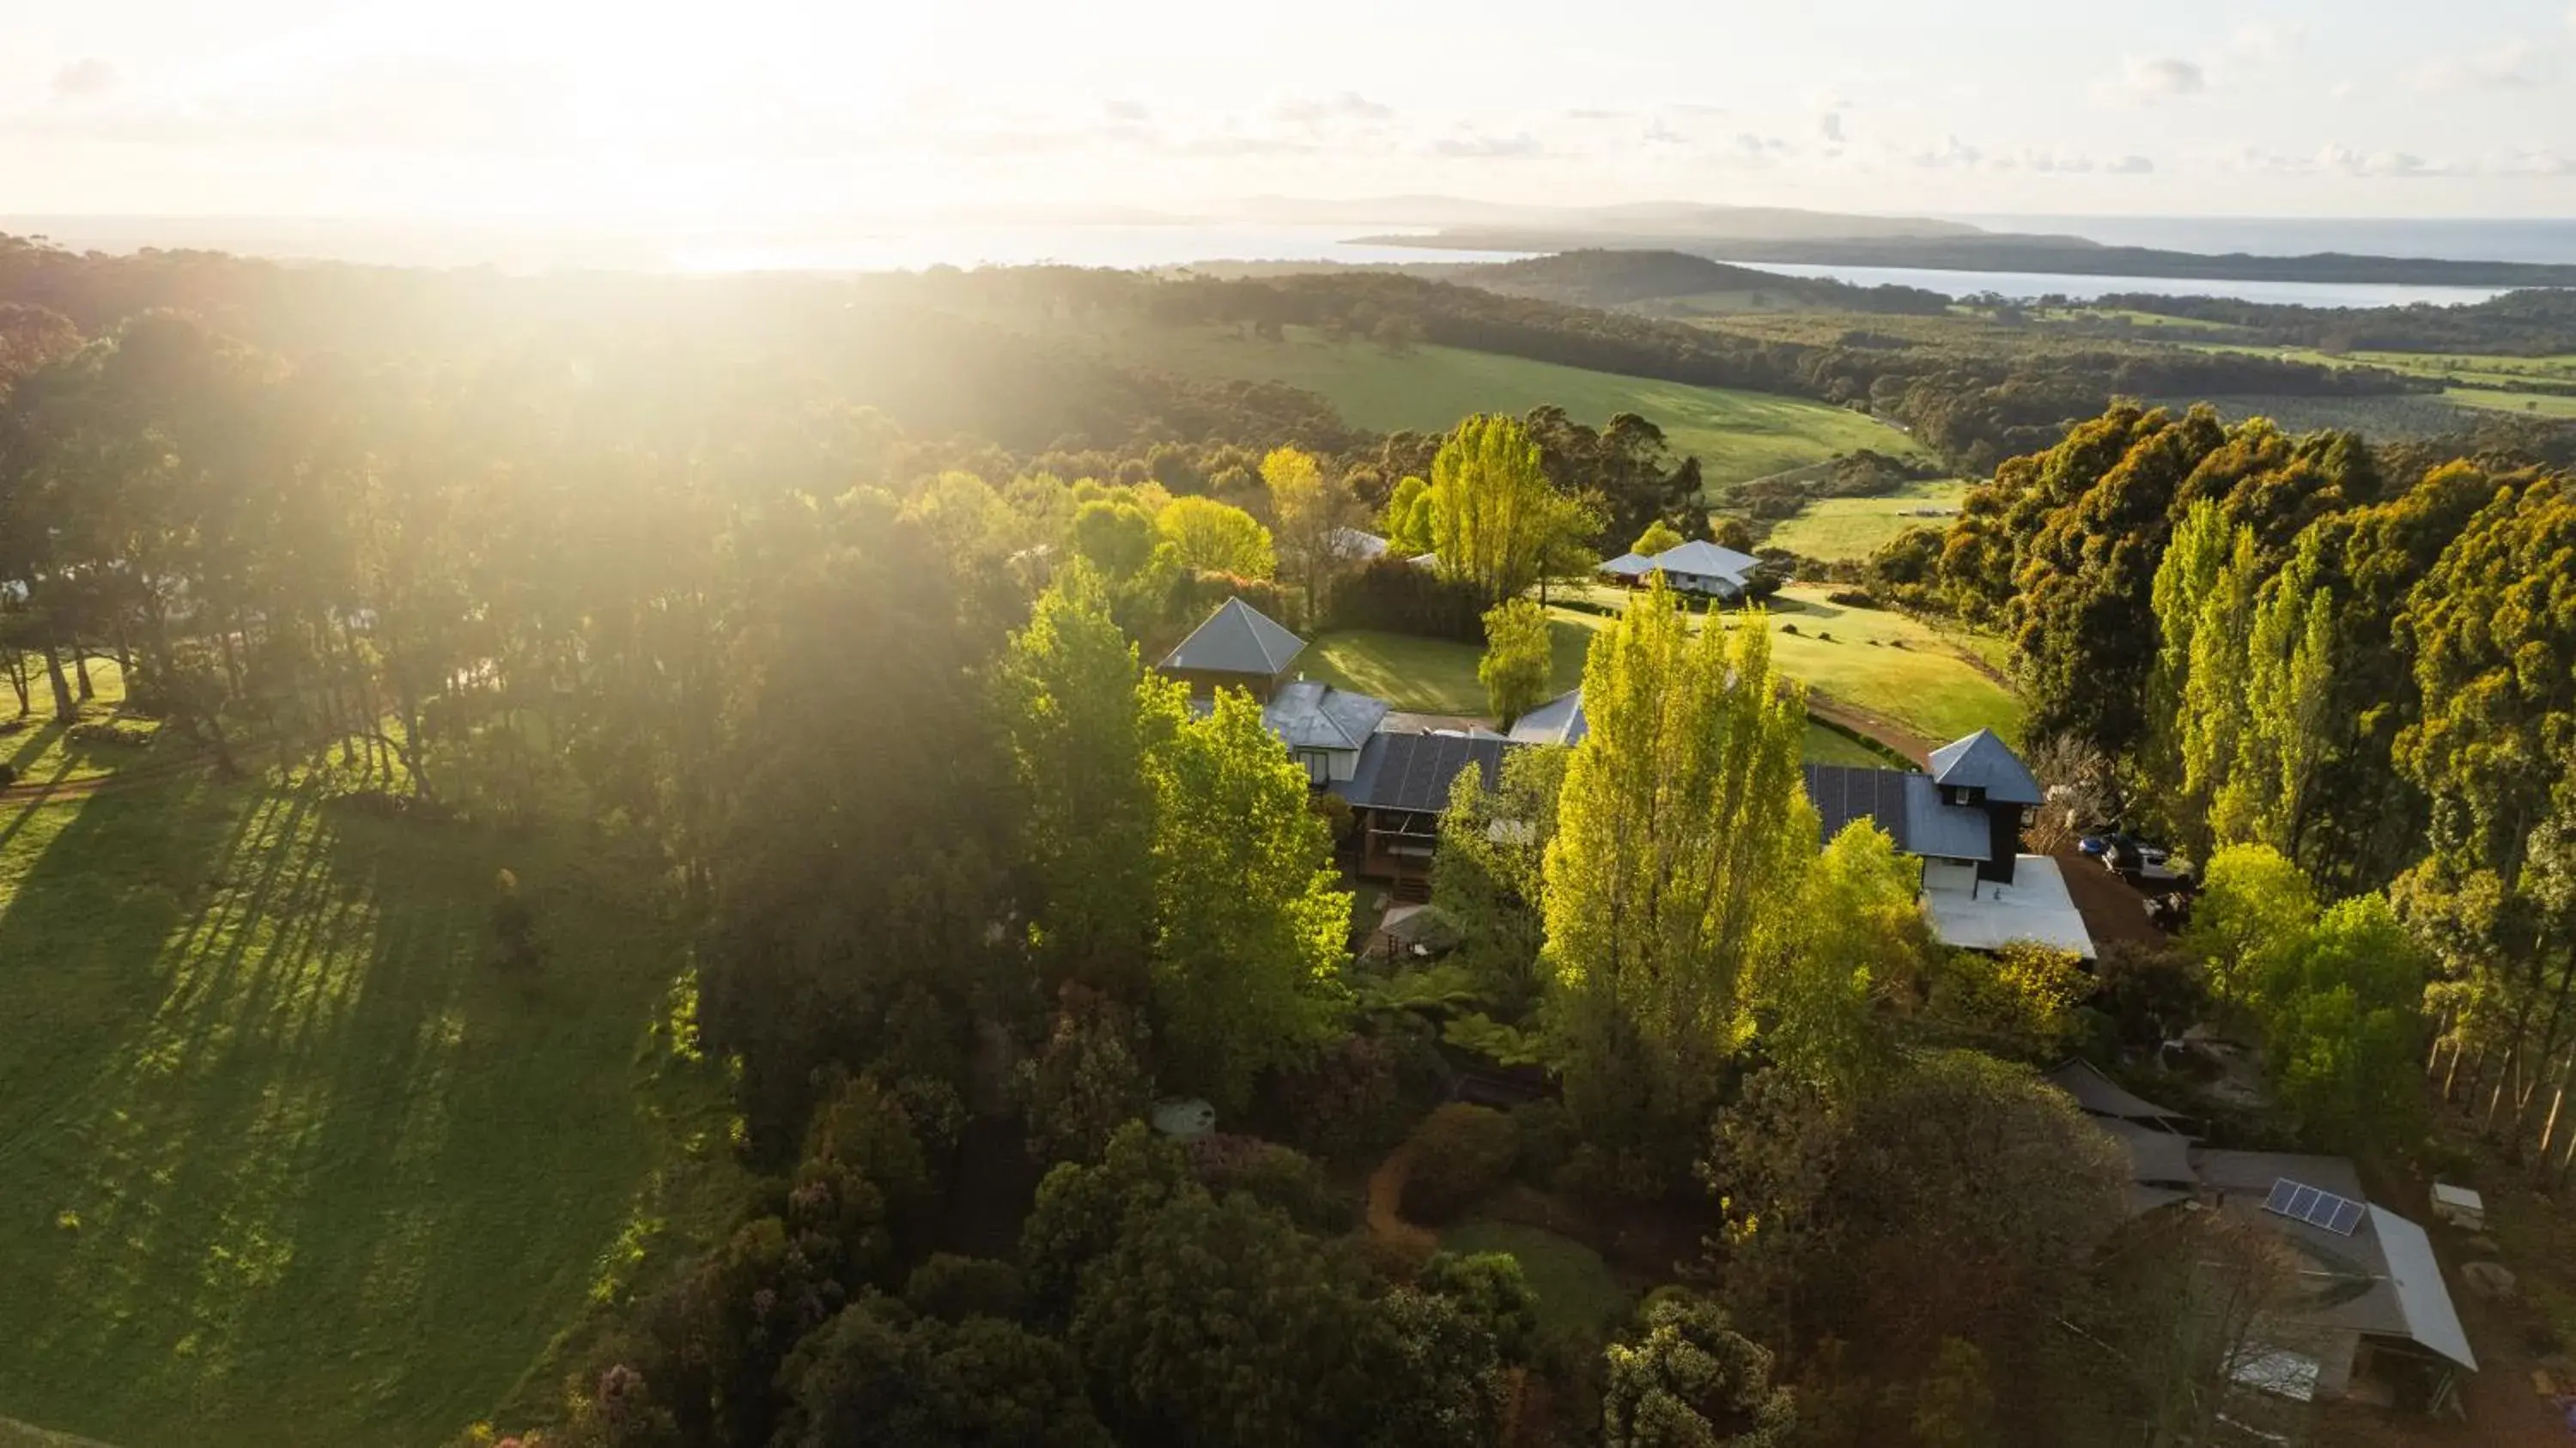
1357, 228, 2576, 289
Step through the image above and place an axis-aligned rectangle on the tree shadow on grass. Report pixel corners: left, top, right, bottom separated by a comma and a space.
0, 783, 691, 1447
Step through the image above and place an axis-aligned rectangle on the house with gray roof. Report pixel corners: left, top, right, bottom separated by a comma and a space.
2050, 1068, 2478, 1408
1599, 538, 1763, 598
1506, 689, 1589, 746
1330, 731, 1522, 884
1158, 597, 1308, 701
1803, 730, 2093, 958
1263, 678, 1390, 786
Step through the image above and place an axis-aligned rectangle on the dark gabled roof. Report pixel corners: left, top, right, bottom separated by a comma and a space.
1802, 764, 1916, 853
1928, 727, 2044, 805
1158, 597, 1306, 677
1335, 733, 1516, 812
1803, 763, 1999, 861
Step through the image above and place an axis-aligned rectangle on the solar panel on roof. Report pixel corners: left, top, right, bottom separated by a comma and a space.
2262, 1177, 2365, 1237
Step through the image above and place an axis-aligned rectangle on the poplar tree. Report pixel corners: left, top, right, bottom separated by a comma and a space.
1477, 598, 1553, 726
1426, 414, 1585, 605
1544, 577, 1814, 1185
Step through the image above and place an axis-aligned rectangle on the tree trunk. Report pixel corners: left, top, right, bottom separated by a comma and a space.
43, 644, 75, 721
2537, 1052, 2576, 1172
73, 652, 93, 702
5, 651, 27, 717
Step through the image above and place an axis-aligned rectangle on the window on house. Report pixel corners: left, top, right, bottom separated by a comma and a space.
1299, 749, 1330, 786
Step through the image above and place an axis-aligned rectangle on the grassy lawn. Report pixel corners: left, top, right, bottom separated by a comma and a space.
1302, 621, 1597, 718
1439, 1220, 1633, 1338
1757, 587, 2022, 745
1084, 324, 1929, 490
1765, 479, 1971, 563
1801, 722, 1895, 768
0, 764, 725, 1448
1303, 595, 2011, 755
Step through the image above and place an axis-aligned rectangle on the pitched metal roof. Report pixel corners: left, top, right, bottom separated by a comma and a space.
1508, 689, 1589, 746
1802, 764, 1916, 852
1801, 764, 1998, 861
1928, 727, 2044, 805
1158, 597, 1306, 677
1330, 527, 1389, 561
1647, 539, 1761, 581
2188, 1148, 2464, 1357
1598, 552, 1654, 577
1334, 733, 1516, 812
1264, 678, 1390, 752
2370, 1207, 2477, 1371
1903, 774, 1996, 861
2046, 1059, 2192, 1124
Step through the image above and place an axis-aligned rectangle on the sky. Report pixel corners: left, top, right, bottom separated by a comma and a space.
3, 0, 2575, 225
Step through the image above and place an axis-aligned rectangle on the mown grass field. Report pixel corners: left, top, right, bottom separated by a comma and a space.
1765, 479, 1971, 563
1756, 587, 2024, 745
1438, 1220, 1632, 1337
1305, 584, 2017, 753
0, 753, 725, 1448
1087, 324, 1929, 490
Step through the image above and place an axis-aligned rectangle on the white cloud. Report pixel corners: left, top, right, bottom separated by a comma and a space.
2105, 155, 2155, 174
1819, 112, 1844, 143
2098, 55, 2208, 104
1643, 120, 1688, 146
1270, 92, 1394, 126
2224, 24, 2302, 64
2409, 40, 2554, 94
1428, 128, 1543, 159
1103, 100, 1151, 123
50, 58, 118, 102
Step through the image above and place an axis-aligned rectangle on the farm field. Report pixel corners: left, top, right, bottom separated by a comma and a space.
2445, 386, 2576, 419
0, 760, 725, 1448
1083, 324, 1930, 490
1765, 479, 1971, 563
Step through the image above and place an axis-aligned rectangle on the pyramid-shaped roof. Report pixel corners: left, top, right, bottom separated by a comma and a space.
1649, 539, 1761, 580
1928, 727, 2044, 805
1159, 597, 1306, 677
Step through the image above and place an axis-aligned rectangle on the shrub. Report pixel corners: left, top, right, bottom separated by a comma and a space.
491, 869, 543, 972
67, 721, 152, 747
1326, 558, 1487, 642
1276, 1033, 1402, 1158
902, 1253, 1026, 1323
1510, 1099, 1576, 1186
1402, 1103, 1520, 1222
1187, 1133, 1350, 1232
1779, 623, 1799, 636
1825, 588, 1879, 609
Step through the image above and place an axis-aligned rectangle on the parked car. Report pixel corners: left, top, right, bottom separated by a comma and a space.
2107, 838, 2193, 886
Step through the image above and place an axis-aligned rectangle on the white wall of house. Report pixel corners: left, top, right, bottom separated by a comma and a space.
1297, 746, 1361, 784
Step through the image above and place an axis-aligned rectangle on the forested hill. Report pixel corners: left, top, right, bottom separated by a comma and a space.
1443, 249, 1951, 314
2099, 286, 2576, 356
1361, 228, 2576, 289
0, 234, 2449, 476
